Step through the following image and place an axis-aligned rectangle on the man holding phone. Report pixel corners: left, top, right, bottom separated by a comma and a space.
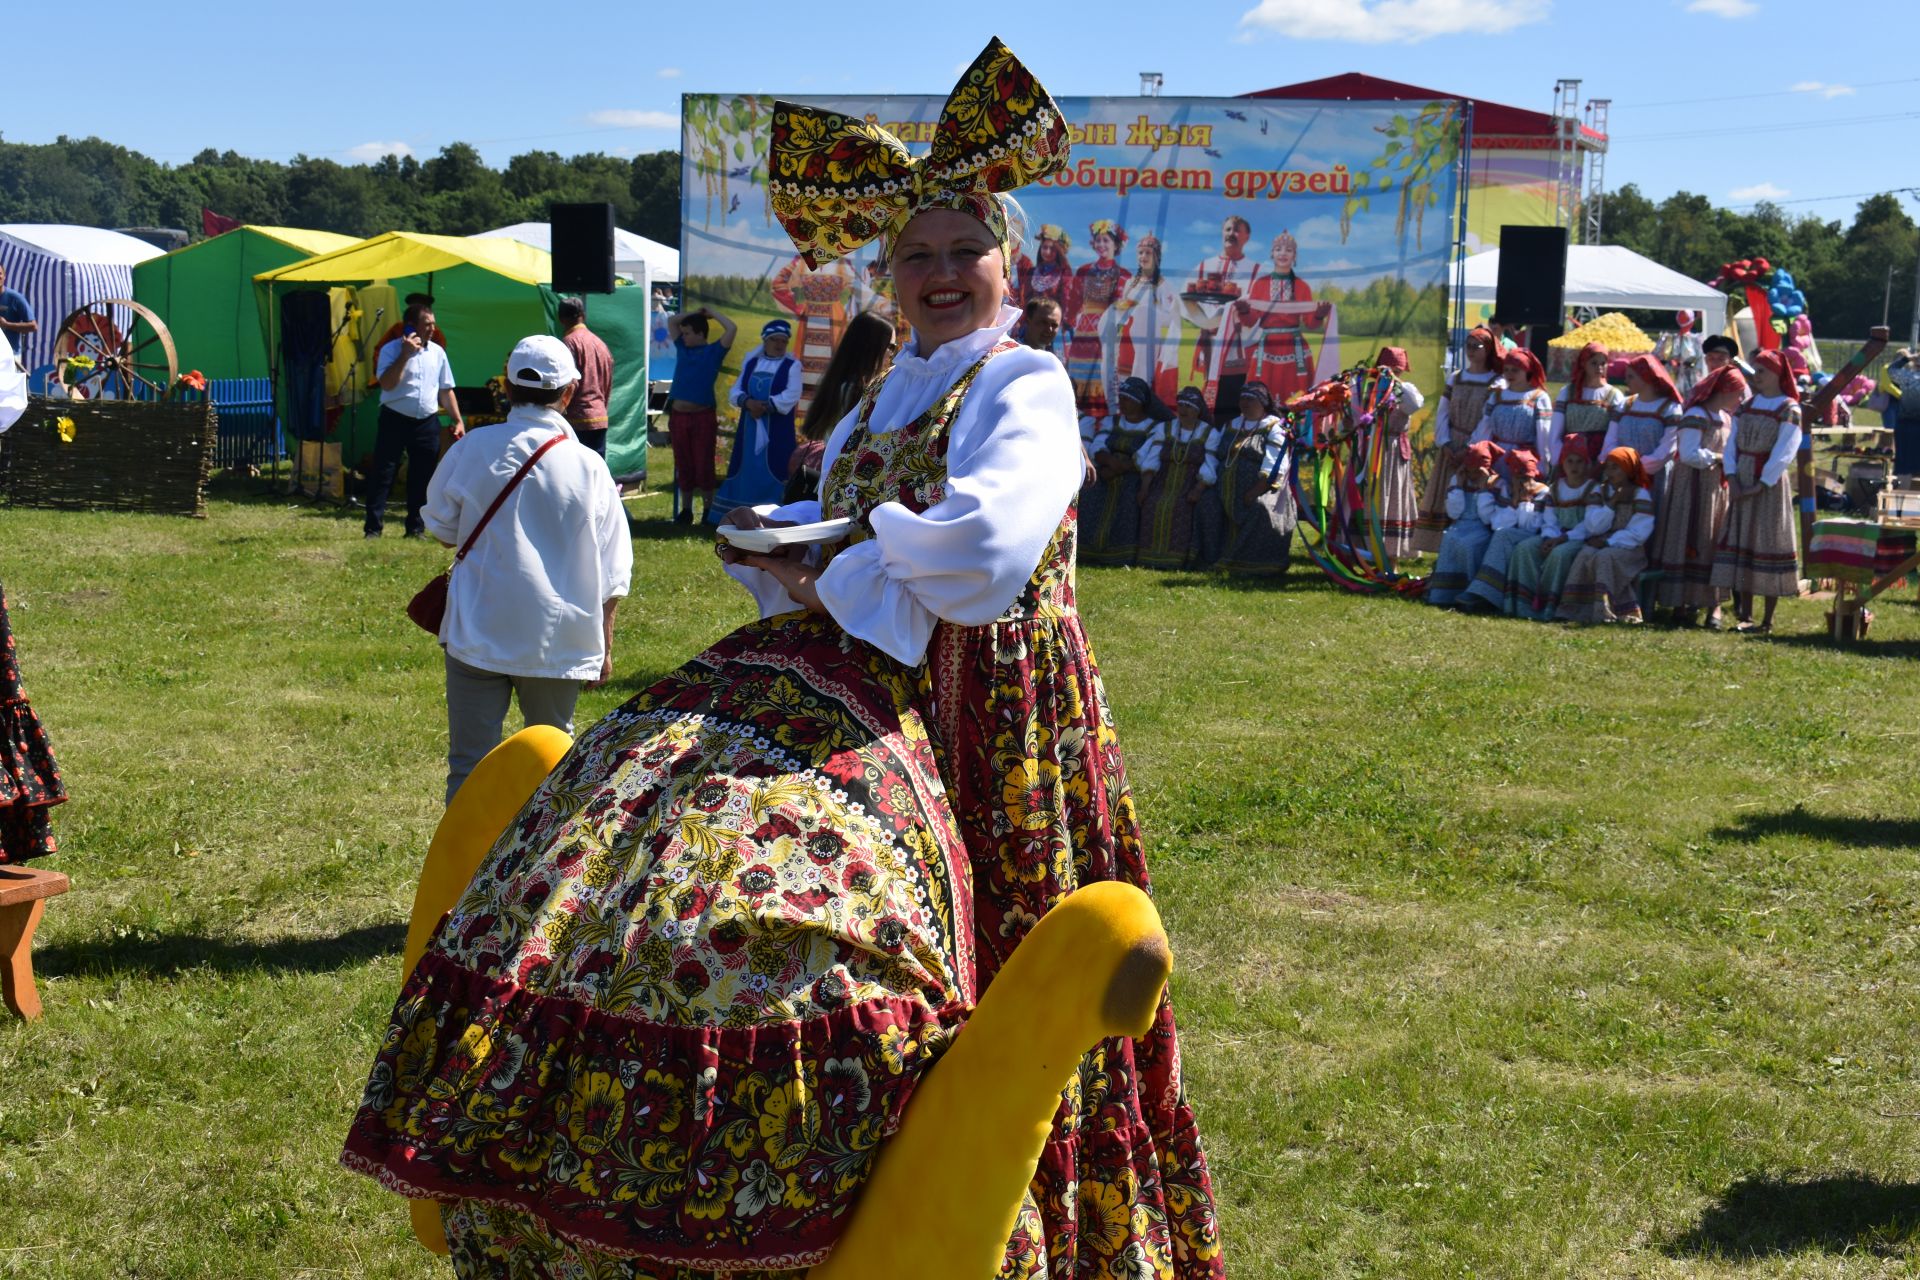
365, 302, 465, 538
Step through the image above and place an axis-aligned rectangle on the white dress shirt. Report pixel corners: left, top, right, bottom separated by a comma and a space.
729, 304, 1081, 666
377, 339, 456, 420
1723, 394, 1803, 487
423, 406, 633, 680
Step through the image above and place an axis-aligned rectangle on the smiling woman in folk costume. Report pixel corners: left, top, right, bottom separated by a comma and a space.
337, 39, 1223, 1280
1239, 229, 1333, 405
1137, 385, 1223, 569
1505, 432, 1608, 620
1425, 440, 1506, 607
1064, 219, 1129, 416
1556, 446, 1658, 625
1413, 326, 1502, 553
1549, 342, 1623, 471
1471, 347, 1552, 470
1651, 363, 1746, 627
1712, 349, 1802, 634
1082, 375, 1168, 566
1108, 233, 1184, 406
1215, 380, 1297, 575
1602, 355, 1682, 514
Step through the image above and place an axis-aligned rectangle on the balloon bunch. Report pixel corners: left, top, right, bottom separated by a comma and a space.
1284, 366, 1425, 595
1711, 255, 1809, 350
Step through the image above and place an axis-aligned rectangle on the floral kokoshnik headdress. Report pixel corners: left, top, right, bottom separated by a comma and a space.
768, 37, 1071, 270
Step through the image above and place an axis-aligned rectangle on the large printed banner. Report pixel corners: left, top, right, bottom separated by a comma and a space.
681, 94, 1462, 421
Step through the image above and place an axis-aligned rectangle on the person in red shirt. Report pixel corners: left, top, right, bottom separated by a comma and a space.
557, 296, 614, 457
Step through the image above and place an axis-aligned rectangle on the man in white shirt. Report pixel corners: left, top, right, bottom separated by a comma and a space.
423, 335, 633, 803
366, 302, 464, 538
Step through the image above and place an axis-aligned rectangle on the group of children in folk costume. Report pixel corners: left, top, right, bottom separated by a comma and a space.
1081, 379, 1296, 575
1425, 339, 1804, 630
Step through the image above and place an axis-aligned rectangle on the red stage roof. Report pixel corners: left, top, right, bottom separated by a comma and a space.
1242, 72, 1606, 149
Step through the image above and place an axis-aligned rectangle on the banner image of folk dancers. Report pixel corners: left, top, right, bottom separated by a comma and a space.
679, 93, 1462, 426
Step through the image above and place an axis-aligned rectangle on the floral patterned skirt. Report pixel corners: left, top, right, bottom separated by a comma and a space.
341, 612, 975, 1275
926, 610, 1225, 1279
0, 584, 65, 865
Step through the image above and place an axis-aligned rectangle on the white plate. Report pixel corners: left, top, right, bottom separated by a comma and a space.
717, 518, 858, 554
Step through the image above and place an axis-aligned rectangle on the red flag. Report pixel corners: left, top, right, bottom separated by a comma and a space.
201, 208, 242, 237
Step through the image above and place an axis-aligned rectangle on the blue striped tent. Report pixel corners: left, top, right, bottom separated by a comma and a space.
0, 225, 163, 376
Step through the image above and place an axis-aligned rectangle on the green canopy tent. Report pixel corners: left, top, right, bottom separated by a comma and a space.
131, 225, 356, 381
252, 232, 647, 481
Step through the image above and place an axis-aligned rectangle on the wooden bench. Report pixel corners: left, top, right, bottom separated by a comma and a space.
0, 866, 70, 1021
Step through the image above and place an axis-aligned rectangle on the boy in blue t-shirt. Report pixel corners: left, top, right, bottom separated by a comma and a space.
665, 307, 737, 522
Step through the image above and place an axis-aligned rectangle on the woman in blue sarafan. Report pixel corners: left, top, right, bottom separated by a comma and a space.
711, 319, 803, 516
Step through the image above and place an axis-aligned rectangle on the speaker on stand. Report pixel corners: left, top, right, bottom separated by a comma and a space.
551, 202, 617, 294
1494, 225, 1568, 360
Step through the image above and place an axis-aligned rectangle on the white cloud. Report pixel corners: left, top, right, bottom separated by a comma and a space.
346, 140, 411, 162
657, 67, 682, 79
1730, 181, 1789, 200
1238, 0, 1547, 44
1790, 80, 1854, 99
587, 109, 678, 129
1686, 0, 1756, 17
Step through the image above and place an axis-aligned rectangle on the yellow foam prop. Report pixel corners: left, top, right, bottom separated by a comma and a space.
812, 880, 1171, 1279
401, 725, 572, 1255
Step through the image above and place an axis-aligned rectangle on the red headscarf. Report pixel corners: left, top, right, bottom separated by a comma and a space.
1558, 431, 1600, 474
1504, 448, 1541, 484
1375, 346, 1409, 371
1685, 363, 1751, 411
1568, 342, 1610, 399
1464, 327, 1497, 372
1500, 347, 1546, 391
1603, 446, 1652, 490
1626, 354, 1682, 405
1751, 349, 1800, 402
1461, 440, 1505, 475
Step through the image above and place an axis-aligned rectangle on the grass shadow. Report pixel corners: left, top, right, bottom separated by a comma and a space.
1709, 806, 1920, 849
37, 921, 406, 979
1665, 1173, 1920, 1260
1751, 630, 1920, 661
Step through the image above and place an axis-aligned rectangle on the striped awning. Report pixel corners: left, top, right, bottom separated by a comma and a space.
0, 226, 162, 375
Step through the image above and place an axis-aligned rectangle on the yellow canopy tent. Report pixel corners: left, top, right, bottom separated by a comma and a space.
254, 232, 559, 472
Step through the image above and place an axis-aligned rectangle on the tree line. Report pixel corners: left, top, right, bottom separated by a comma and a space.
1600, 184, 1918, 340
1, 135, 1914, 340
0, 135, 681, 247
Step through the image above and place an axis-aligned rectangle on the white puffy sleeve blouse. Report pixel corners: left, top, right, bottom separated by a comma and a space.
727, 308, 1082, 666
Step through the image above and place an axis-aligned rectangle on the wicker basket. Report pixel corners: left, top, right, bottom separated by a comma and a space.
1, 395, 217, 518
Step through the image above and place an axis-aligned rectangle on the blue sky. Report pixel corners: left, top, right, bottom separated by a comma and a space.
5, 0, 1915, 229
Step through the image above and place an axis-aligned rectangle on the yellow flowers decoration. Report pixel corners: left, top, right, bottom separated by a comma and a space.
1549, 313, 1655, 353
54, 416, 76, 444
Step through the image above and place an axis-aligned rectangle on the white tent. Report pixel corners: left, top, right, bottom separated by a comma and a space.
0, 224, 164, 374
475, 222, 679, 284
1457, 244, 1726, 336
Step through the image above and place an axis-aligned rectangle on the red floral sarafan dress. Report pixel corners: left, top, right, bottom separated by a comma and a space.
822, 342, 1225, 1279
0, 583, 66, 864
342, 611, 977, 1275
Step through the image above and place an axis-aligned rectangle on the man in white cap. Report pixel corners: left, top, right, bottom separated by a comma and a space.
422, 334, 633, 803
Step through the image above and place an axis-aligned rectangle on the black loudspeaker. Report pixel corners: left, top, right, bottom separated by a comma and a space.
1494, 225, 1568, 328
551, 202, 616, 293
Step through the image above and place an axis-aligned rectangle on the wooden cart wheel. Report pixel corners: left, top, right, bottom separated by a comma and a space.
50, 298, 178, 401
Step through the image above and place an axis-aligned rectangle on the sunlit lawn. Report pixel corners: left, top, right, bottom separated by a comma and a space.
1, 467, 1917, 1277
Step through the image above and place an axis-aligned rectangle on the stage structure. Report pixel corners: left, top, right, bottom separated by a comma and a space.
1245, 73, 1609, 255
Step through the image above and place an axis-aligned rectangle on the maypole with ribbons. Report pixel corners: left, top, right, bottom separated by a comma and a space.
1286, 362, 1426, 594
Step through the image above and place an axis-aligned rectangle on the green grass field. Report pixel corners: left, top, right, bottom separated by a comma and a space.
1, 468, 1917, 1277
